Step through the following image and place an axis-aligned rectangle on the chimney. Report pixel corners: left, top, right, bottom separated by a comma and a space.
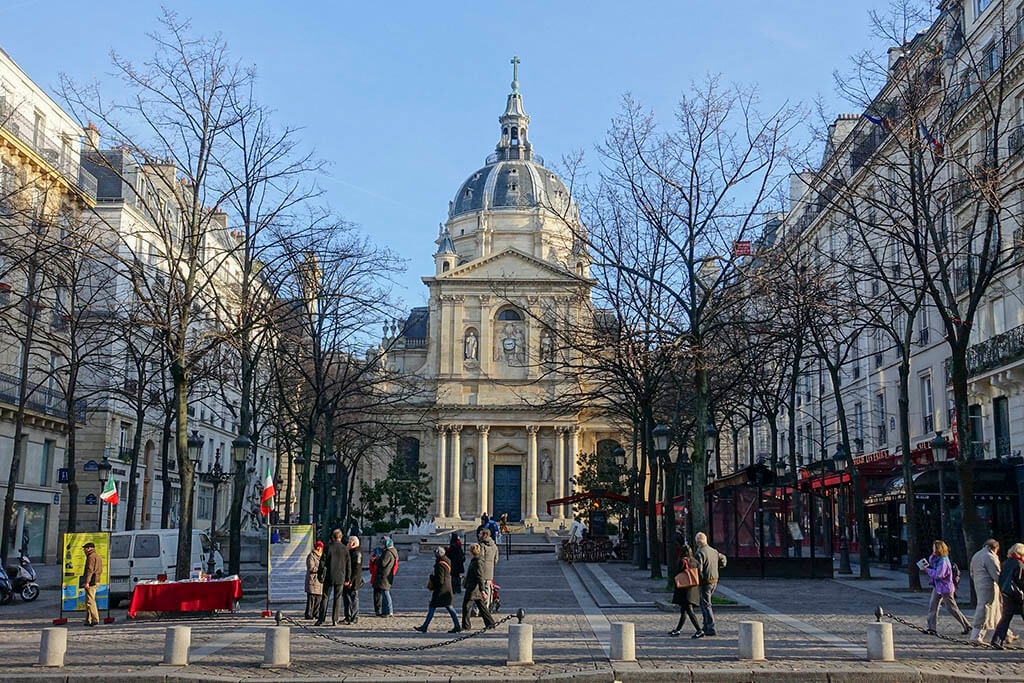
84, 123, 100, 150
888, 46, 905, 73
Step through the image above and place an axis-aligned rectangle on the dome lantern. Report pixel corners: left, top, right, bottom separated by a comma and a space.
496, 56, 532, 162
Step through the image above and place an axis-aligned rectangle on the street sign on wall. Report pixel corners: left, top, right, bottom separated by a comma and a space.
57, 468, 69, 483
83, 460, 98, 472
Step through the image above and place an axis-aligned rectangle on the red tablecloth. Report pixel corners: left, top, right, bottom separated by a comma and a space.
128, 579, 243, 618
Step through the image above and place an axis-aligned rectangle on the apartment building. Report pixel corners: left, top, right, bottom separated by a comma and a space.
0, 47, 96, 562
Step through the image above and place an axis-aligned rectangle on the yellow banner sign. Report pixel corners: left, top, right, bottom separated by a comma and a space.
60, 532, 110, 612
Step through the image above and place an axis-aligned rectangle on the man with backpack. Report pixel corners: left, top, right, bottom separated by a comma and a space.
374, 536, 398, 617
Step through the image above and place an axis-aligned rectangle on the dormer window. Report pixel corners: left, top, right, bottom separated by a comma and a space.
509, 168, 518, 175
464, 188, 473, 199
472, 173, 481, 181
508, 183, 518, 192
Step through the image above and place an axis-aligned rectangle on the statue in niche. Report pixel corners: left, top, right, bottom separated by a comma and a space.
540, 450, 552, 482
463, 453, 475, 481
540, 331, 554, 362
464, 329, 478, 361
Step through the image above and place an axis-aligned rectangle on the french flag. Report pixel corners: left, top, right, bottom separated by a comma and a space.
920, 122, 944, 154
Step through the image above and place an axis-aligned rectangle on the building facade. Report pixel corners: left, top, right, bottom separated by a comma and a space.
378, 70, 620, 527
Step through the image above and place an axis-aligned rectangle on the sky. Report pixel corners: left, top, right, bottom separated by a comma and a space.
1, 0, 907, 310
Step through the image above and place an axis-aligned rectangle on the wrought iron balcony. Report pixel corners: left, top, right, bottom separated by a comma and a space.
1010, 127, 1024, 157
0, 371, 86, 422
950, 177, 973, 208
0, 102, 97, 200
944, 323, 1024, 383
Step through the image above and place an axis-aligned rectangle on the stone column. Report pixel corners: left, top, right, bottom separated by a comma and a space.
435, 425, 448, 518
567, 426, 580, 494
554, 427, 566, 518
527, 425, 539, 520
450, 425, 462, 519
478, 426, 490, 515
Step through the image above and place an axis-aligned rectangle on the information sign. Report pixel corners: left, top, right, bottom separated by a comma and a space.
267, 524, 315, 604
60, 532, 110, 612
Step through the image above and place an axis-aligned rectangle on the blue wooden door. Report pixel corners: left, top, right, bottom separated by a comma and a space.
492, 465, 522, 523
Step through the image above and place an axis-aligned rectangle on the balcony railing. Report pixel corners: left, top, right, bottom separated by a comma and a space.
950, 177, 973, 208
0, 103, 97, 199
944, 323, 1024, 383
401, 336, 427, 349
1010, 127, 1024, 157
0, 371, 86, 422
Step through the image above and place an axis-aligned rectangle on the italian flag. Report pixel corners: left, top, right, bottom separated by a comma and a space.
260, 467, 275, 516
100, 473, 119, 505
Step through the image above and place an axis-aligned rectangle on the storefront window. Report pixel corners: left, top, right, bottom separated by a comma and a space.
5, 501, 48, 560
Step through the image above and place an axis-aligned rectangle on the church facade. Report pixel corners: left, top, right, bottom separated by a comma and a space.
378, 65, 620, 527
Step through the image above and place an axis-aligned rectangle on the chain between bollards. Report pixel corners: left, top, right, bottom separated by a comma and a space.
516, 608, 526, 624
875, 605, 1022, 650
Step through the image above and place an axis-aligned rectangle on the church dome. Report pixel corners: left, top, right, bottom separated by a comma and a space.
448, 57, 575, 221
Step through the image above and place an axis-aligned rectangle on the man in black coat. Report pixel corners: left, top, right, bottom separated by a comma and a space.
461, 543, 495, 631
343, 536, 363, 624
316, 529, 351, 626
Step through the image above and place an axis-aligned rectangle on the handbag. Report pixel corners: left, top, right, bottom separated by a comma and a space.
674, 559, 699, 589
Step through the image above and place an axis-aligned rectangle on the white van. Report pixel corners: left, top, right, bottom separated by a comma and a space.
109, 529, 225, 605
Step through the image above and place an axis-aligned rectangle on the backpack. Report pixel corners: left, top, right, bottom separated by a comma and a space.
391, 551, 399, 577
951, 562, 961, 586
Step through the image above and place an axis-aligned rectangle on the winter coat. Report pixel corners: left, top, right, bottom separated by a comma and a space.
428, 557, 453, 608
375, 547, 397, 590
486, 519, 500, 540
347, 549, 364, 590
305, 551, 323, 595
970, 548, 1000, 608
925, 555, 956, 595
479, 537, 499, 582
369, 552, 379, 586
463, 556, 486, 602
998, 556, 1024, 601
82, 550, 102, 587
694, 544, 726, 586
319, 540, 351, 586
671, 556, 700, 607
448, 540, 465, 577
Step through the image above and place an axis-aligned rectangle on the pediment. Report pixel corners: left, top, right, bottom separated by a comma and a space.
439, 248, 580, 282
490, 442, 526, 455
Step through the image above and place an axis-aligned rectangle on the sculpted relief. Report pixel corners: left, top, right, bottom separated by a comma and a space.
493, 322, 526, 365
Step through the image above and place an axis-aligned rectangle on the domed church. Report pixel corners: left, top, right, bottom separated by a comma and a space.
378, 59, 621, 527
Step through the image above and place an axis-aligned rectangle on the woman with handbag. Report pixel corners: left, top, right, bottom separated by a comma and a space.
670, 544, 703, 638
414, 548, 461, 633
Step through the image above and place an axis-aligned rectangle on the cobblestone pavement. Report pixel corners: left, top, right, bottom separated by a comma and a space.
1, 549, 1023, 681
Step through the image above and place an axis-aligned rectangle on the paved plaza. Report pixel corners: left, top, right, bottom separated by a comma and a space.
0, 550, 1021, 682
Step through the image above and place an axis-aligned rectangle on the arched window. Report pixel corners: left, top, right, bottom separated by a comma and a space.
497, 308, 522, 321
441, 262, 450, 272
397, 436, 420, 474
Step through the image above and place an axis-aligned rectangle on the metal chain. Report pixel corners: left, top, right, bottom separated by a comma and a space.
280, 612, 516, 652
876, 606, 1022, 650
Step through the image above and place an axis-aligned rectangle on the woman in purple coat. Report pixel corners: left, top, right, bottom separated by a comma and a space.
924, 540, 970, 635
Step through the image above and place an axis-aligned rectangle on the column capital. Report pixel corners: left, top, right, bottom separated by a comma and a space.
569, 425, 581, 434
435, 424, 448, 434
477, 425, 490, 434
450, 424, 463, 433
526, 425, 540, 434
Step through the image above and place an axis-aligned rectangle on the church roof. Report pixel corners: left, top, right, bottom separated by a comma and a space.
448, 57, 575, 221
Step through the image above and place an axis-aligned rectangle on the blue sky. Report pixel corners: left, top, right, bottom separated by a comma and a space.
1, 1, 905, 308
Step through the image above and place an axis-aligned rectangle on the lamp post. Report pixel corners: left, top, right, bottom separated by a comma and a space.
706, 422, 720, 479
198, 451, 232, 575
292, 455, 305, 523
325, 455, 338, 531
653, 424, 674, 569
833, 443, 852, 575
931, 431, 949, 543
96, 454, 112, 531
227, 434, 251, 576
186, 430, 203, 529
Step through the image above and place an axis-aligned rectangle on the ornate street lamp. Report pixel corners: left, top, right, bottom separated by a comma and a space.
705, 422, 719, 479
198, 452, 232, 575
97, 454, 112, 531
932, 431, 949, 541
613, 445, 626, 468
187, 430, 204, 471
231, 434, 251, 467
833, 443, 852, 575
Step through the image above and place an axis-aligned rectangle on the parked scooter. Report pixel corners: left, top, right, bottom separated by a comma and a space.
1, 549, 39, 603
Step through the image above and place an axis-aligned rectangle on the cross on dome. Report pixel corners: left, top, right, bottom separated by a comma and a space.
497, 56, 531, 162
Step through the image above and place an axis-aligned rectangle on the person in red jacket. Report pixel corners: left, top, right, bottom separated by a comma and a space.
369, 547, 381, 616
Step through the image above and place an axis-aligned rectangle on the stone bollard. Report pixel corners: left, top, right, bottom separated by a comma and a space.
867, 622, 895, 661
507, 623, 534, 666
163, 626, 191, 666
262, 627, 290, 668
609, 622, 636, 662
36, 627, 67, 667
738, 620, 765, 661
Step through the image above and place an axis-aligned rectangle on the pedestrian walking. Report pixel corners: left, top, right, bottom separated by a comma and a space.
375, 536, 398, 617
349, 519, 362, 539
80, 542, 103, 627
369, 546, 381, 616
477, 527, 499, 610
969, 539, 1005, 643
693, 531, 726, 636
462, 543, 496, 631
670, 544, 703, 638
476, 513, 490, 537
414, 548, 460, 633
304, 541, 324, 619
315, 529, 351, 626
923, 540, 970, 636
343, 536, 363, 624
448, 532, 465, 594
992, 542, 1024, 649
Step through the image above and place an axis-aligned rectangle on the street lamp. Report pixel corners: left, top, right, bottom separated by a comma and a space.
97, 454, 112, 531
231, 434, 251, 467
833, 443, 852, 575
198, 452, 232, 575
705, 423, 719, 478
931, 431, 948, 460
613, 445, 626, 468
323, 455, 338, 530
932, 431, 949, 542
187, 430, 204, 471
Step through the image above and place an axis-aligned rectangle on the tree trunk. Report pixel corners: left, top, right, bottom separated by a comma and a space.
896, 359, 922, 590
690, 364, 710, 540
787, 346, 803, 557
64, 398, 79, 534
172, 361, 194, 581
125, 390, 146, 531
229, 340, 253, 576
636, 425, 648, 570
949, 352, 983, 565
827, 364, 871, 579
299, 431, 314, 523
160, 411, 173, 528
